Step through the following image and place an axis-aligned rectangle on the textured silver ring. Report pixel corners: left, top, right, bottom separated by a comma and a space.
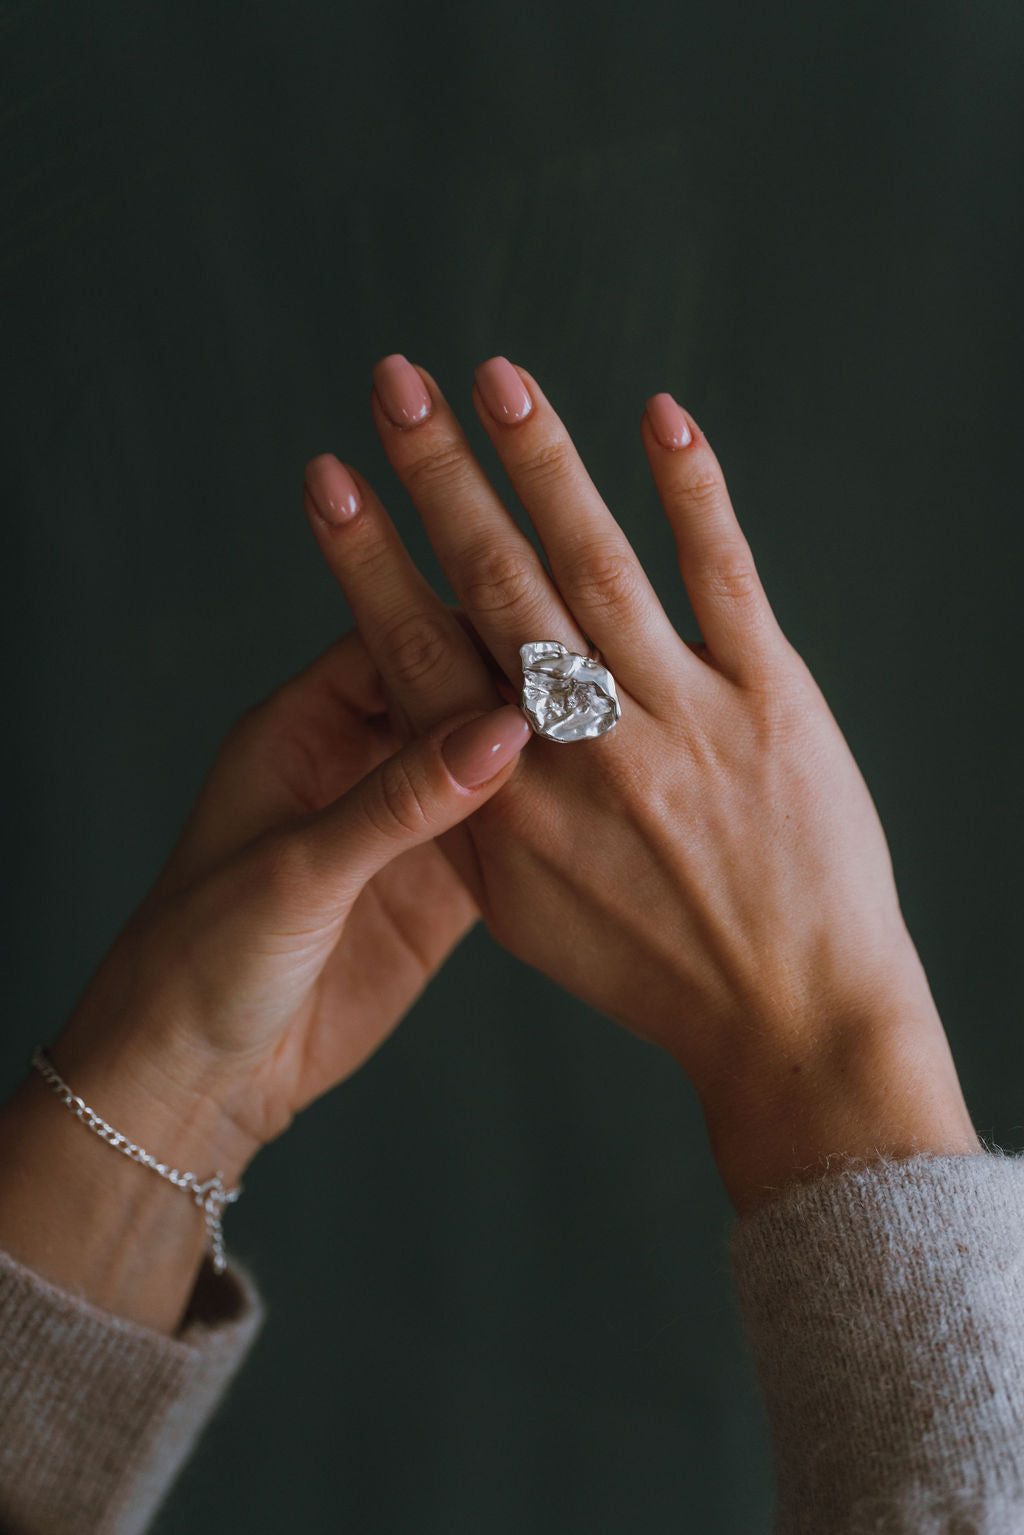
519, 641, 621, 742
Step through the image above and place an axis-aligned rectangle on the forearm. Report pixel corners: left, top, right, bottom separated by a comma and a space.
0, 1029, 256, 1335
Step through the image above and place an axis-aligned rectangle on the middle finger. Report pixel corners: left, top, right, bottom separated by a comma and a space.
471, 358, 691, 690
369, 353, 589, 685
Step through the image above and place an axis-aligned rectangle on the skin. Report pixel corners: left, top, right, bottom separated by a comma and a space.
0, 641, 530, 1331
0, 358, 981, 1337
314, 358, 981, 1195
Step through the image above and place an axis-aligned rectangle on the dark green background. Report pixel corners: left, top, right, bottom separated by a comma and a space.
3, 3, 1022, 1530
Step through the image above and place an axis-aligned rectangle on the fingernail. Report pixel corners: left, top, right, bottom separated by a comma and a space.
646, 393, 693, 450
442, 705, 532, 789
372, 354, 433, 428
304, 455, 361, 525
474, 357, 533, 425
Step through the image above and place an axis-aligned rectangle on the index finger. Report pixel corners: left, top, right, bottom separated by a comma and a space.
303, 452, 498, 731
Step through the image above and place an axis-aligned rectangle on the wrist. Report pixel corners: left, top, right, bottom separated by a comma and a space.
0, 1024, 260, 1335
45, 1013, 262, 1189
696, 996, 982, 1216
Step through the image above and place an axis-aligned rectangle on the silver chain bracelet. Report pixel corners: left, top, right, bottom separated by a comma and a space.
30, 1044, 242, 1275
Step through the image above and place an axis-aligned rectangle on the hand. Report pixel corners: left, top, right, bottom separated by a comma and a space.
2, 627, 535, 1331
48, 627, 531, 1161
302, 354, 981, 1208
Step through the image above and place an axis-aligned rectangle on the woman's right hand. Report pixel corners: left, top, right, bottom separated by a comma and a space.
303, 354, 981, 1208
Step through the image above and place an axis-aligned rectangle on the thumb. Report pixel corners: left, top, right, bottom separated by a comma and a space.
311, 703, 532, 892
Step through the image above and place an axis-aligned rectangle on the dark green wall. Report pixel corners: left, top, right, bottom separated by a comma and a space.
3, 3, 1022, 1530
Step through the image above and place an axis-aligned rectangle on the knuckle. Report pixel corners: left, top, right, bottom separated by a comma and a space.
592, 738, 656, 806
678, 469, 726, 515
459, 542, 536, 617
340, 522, 394, 581
563, 544, 639, 619
378, 610, 457, 692
402, 438, 470, 498
367, 756, 434, 840
515, 436, 574, 496
698, 545, 762, 606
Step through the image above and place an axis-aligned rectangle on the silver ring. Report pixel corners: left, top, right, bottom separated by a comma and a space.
519, 642, 621, 742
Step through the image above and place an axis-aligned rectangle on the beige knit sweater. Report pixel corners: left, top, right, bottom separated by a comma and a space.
2, 1151, 1023, 1534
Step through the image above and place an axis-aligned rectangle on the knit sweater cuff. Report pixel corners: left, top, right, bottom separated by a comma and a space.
0, 1242, 266, 1535
728, 1148, 1024, 1534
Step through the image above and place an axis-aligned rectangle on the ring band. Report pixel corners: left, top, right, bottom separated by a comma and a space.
519, 642, 621, 742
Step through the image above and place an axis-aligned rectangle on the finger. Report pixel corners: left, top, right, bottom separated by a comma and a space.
369, 353, 587, 684
303, 451, 496, 731
301, 704, 532, 896
226, 627, 392, 766
641, 395, 789, 684
152, 629, 398, 902
282, 626, 388, 718
471, 358, 691, 697
451, 606, 519, 699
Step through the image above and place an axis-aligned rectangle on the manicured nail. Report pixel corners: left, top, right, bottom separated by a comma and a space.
442, 705, 532, 789
304, 455, 361, 525
475, 357, 533, 425
646, 393, 693, 450
372, 354, 432, 428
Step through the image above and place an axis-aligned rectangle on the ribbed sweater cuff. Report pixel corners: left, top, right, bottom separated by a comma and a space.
729, 1149, 1024, 1534
0, 1243, 266, 1535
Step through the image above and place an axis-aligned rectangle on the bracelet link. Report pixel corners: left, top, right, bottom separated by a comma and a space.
29, 1043, 243, 1275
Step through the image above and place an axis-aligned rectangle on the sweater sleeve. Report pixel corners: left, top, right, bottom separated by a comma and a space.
6, 1155, 1023, 1535
728, 1148, 1024, 1533
0, 1243, 266, 1535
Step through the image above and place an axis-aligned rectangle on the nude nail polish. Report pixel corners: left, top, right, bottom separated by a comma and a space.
441, 706, 532, 788
372, 354, 433, 428
304, 455, 360, 525
646, 393, 693, 449
475, 357, 533, 425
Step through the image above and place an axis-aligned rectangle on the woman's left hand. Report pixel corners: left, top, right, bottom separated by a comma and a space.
303, 354, 980, 1209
